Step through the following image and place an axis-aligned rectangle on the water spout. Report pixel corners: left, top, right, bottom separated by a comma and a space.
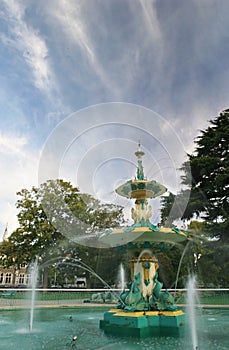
174, 241, 191, 295
29, 257, 38, 332
41, 256, 125, 305
134, 249, 152, 275
120, 263, 126, 291
187, 275, 198, 350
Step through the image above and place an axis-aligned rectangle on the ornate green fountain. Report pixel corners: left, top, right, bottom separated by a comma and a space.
99, 143, 189, 337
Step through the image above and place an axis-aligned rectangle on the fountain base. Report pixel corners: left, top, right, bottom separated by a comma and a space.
100, 309, 185, 337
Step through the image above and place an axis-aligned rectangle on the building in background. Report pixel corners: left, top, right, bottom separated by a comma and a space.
0, 225, 29, 288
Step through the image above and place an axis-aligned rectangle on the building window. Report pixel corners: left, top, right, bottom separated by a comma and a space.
5, 273, 12, 284
0, 273, 4, 284
19, 274, 25, 284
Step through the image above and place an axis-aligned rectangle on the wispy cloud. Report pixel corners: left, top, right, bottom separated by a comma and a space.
1, 0, 55, 97
51, 0, 121, 97
139, 0, 161, 41
0, 134, 27, 155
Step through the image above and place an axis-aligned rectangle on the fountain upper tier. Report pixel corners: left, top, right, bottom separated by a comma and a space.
116, 143, 167, 200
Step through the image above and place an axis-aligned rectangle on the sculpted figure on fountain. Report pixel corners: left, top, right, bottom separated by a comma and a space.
131, 200, 153, 225
117, 252, 177, 312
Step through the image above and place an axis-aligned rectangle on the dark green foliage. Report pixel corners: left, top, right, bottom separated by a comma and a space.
160, 192, 176, 226
182, 110, 229, 229
161, 110, 228, 239
197, 241, 229, 287
160, 110, 229, 287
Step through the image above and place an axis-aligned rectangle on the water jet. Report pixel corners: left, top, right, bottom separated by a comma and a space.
28, 257, 38, 332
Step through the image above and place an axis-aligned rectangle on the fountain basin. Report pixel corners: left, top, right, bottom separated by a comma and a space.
0, 307, 228, 350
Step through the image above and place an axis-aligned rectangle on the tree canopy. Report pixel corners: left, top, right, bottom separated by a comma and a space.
160, 109, 229, 287
0, 179, 124, 287
161, 109, 229, 240
182, 109, 228, 241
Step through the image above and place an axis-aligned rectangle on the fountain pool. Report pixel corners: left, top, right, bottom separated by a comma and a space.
0, 307, 228, 350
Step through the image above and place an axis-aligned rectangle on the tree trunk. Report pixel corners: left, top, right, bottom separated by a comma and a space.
42, 266, 50, 288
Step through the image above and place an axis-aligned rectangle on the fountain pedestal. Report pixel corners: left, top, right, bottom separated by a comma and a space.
100, 309, 185, 337
99, 143, 188, 337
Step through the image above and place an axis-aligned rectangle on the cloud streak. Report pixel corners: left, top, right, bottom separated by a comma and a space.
139, 0, 161, 41
1, 0, 55, 97
0, 134, 27, 156
49, 0, 121, 97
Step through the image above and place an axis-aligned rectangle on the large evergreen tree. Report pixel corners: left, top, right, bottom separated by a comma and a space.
182, 109, 229, 242
160, 109, 229, 287
161, 109, 228, 239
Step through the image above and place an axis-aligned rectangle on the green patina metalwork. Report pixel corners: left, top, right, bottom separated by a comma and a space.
148, 223, 159, 231
137, 159, 144, 180
117, 273, 147, 311
91, 291, 119, 304
143, 260, 151, 286
116, 180, 167, 199
117, 241, 175, 254
104, 228, 113, 235
116, 271, 177, 312
135, 142, 145, 180
149, 273, 177, 311
99, 143, 188, 337
124, 222, 142, 232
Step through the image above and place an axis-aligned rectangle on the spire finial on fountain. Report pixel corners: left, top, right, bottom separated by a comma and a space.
115, 142, 167, 199
135, 141, 145, 180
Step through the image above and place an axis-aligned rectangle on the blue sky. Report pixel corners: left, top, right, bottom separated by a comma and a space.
0, 0, 228, 240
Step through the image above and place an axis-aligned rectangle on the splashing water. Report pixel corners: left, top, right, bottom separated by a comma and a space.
187, 275, 198, 350
29, 257, 38, 332
134, 249, 152, 275
174, 241, 191, 296
120, 263, 126, 291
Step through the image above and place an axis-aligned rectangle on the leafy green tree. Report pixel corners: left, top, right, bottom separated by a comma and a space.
0, 179, 124, 287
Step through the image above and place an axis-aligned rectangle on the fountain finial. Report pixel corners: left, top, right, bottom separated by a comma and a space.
135, 141, 145, 180
135, 141, 145, 159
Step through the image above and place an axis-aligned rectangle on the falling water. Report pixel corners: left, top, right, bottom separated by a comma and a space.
174, 241, 191, 295
187, 275, 198, 350
134, 249, 152, 275
41, 256, 125, 305
58, 259, 125, 306
120, 263, 125, 290
29, 257, 38, 332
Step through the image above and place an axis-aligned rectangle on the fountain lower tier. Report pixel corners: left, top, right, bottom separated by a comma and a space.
99, 224, 188, 249
100, 309, 185, 337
